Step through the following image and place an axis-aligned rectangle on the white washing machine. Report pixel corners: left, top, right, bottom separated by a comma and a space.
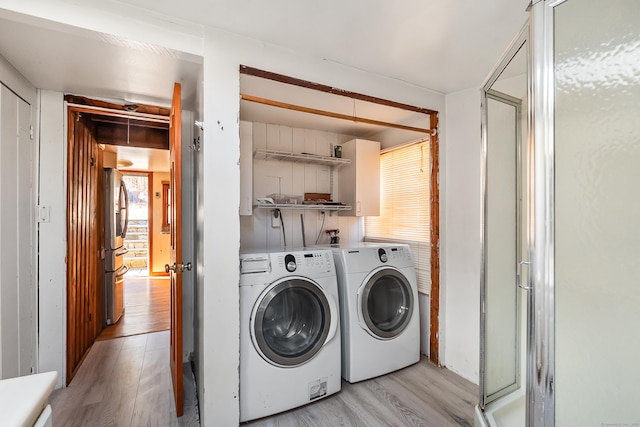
239, 249, 341, 422
330, 243, 420, 383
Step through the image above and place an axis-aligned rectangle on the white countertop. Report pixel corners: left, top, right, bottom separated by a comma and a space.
0, 371, 57, 427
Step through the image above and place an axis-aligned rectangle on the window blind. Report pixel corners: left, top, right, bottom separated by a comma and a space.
364, 140, 431, 294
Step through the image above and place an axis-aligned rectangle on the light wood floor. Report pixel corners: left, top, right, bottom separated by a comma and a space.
49, 331, 199, 426
97, 277, 170, 340
55, 325, 477, 426
245, 358, 478, 427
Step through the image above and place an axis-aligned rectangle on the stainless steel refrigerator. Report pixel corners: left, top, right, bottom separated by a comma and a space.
104, 168, 129, 325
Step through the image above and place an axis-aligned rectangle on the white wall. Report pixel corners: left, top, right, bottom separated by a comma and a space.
37, 90, 66, 388
199, 26, 446, 424
240, 121, 361, 251
442, 87, 482, 384
0, 53, 36, 105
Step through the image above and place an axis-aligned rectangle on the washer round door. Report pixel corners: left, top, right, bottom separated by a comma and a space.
252, 277, 332, 367
359, 267, 414, 339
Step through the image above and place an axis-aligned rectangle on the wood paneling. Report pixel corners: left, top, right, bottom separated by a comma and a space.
93, 120, 169, 150
66, 110, 104, 384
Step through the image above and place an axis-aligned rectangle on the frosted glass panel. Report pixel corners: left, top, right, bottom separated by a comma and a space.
554, 1, 640, 425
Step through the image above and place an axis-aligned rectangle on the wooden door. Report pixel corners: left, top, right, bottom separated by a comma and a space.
168, 82, 184, 417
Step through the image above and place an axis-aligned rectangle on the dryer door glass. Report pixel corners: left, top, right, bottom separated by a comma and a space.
361, 268, 414, 339
254, 278, 331, 366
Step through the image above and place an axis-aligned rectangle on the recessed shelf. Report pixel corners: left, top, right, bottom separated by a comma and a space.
254, 149, 351, 167
255, 203, 352, 211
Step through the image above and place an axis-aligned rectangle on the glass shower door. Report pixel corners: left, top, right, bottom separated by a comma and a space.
480, 29, 529, 412
530, 0, 640, 424
553, 0, 640, 425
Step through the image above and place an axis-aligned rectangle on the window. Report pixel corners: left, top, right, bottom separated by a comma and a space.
364, 140, 431, 294
162, 181, 170, 233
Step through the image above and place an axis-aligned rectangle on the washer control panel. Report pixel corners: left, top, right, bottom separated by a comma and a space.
275, 251, 333, 274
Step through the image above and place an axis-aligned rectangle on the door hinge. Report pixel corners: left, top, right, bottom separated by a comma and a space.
30, 125, 34, 140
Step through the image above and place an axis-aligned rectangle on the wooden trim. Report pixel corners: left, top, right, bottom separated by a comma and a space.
149, 270, 170, 277
67, 104, 169, 125
64, 94, 170, 116
161, 180, 171, 232
429, 113, 441, 366
147, 172, 154, 277
240, 65, 438, 115
241, 94, 430, 134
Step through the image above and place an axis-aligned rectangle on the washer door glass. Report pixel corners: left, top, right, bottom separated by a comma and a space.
254, 278, 331, 366
361, 268, 414, 339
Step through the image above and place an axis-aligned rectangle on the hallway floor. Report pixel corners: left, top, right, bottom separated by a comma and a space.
97, 277, 170, 341
49, 331, 199, 426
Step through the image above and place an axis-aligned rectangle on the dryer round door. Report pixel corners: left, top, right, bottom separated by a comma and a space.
252, 277, 332, 367
359, 267, 414, 339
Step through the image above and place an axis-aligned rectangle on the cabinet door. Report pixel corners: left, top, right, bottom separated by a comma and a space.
338, 139, 380, 217
355, 140, 380, 216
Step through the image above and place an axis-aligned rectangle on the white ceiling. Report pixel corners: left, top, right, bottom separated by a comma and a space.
0, 1, 529, 168
118, 0, 529, 94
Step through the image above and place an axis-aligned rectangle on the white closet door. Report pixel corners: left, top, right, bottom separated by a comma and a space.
0, 83, 35, 379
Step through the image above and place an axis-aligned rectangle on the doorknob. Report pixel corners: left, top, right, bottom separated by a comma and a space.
165, 262, 193, 274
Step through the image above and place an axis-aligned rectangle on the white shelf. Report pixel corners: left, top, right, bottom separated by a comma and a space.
255, 203, 352, 211
254, 149, 351, 167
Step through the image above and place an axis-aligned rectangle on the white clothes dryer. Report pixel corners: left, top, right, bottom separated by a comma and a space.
330, 243, 420, 383
239, 249, 341, 422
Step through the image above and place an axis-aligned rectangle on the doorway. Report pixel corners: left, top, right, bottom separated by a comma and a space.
98, 170, 172, 341
123, 172, 151, 277
65, 96, 173, 380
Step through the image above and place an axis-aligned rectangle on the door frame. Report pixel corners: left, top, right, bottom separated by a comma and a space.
64, 97, 170, 384
239, 66, 442, 364
478, 21, 530, 413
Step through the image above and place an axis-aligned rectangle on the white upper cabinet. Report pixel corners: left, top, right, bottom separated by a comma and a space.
338, 139, 380, 217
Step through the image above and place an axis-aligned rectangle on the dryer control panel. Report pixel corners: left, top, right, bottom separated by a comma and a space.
385, 246, 412, 261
